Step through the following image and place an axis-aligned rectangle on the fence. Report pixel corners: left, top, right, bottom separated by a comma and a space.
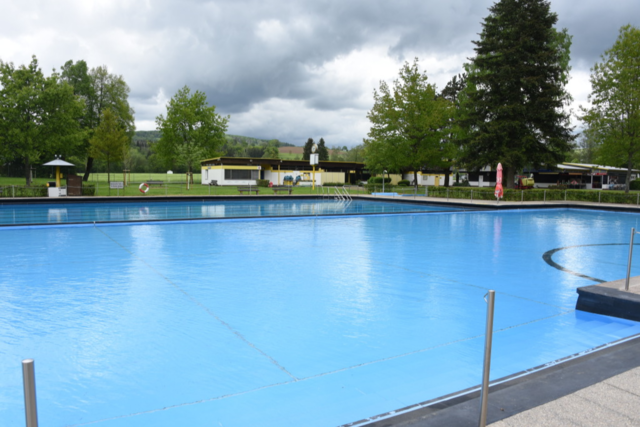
4, 183, 640, 206
424, 187, 640, 205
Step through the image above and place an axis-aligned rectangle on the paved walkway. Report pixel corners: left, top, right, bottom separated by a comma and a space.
489, 366, 640, 426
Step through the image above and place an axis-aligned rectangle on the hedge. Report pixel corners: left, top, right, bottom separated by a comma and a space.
368, 177, 391, 184
425, 187, 640, 205
0, 185, 48, 198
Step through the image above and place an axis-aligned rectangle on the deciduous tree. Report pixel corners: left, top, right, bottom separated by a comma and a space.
364, 59, 453, 186
89, 108, 129, 183
0, 56, 84, 185
155, 86, 229, 183
581, 25, 640, 193
61, 61, 135, 181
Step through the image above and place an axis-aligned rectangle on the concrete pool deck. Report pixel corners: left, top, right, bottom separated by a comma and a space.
364, 329, 640, 427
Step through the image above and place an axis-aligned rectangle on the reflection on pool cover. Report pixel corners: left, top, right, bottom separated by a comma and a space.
0, 199, 461, 225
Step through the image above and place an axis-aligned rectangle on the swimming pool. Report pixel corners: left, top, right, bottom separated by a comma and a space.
1, 207, 639, 426
0, 198, 461, 226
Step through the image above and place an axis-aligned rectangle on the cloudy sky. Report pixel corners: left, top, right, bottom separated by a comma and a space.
1, 0, 638, 147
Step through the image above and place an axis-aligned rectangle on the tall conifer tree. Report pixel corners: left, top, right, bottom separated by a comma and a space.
459, 0, 573, 187
303, 138, 314, 160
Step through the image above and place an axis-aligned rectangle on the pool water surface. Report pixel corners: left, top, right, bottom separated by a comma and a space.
1, 207, 639, 426
0, 198, 460, 226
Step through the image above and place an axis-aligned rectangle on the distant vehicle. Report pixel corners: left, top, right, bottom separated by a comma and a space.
515, 175, 535, 189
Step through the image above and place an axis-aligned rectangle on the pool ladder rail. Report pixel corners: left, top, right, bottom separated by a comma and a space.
333, 186, 352, 201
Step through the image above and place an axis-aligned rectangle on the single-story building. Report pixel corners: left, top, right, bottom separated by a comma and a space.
402, 170, 455, 187
465, 163, 640, 189
200, 157, 368, 186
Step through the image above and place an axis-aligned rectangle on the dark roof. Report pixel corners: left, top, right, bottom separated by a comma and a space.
200, 157, 365, 171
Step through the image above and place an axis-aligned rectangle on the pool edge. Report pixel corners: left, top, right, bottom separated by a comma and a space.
345, 332, 640, 427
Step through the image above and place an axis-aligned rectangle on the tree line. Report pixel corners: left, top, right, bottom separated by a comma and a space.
363, 0, 640, 192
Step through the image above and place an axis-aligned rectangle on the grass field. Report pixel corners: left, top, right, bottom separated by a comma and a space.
0, 176, 372, 197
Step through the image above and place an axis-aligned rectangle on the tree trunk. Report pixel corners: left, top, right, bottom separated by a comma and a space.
444, 167, 450, 187
505, 166, 516, 189
413, 170, 418, 189
24, 157, 31, 186
83, 157, 94, 182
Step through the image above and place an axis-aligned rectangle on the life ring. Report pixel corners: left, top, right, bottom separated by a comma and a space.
139, 183, 150, 193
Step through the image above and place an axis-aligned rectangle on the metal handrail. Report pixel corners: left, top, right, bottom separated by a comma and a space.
341, 186, 352, 201
625, 227, 640, 291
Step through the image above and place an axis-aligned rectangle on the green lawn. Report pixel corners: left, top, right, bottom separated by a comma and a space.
0, 176, 370, 197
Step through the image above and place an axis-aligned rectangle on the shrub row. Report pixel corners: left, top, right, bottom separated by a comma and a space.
368, 177, 391, 184
426, 187, 640, 204
256, 179, 270, 187
0, 184, 97, 197
82, 184, 96, 196
0, 185, 48, 197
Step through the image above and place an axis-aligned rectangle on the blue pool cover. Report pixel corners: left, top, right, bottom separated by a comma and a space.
1, 207, 640, 426
0, 199, 459, 226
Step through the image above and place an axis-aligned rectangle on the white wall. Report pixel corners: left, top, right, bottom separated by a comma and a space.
201, 168, 257, 186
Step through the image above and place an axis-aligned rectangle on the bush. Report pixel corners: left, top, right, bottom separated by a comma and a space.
630, 180, 640, 191
82, 183, 96, 196
368, 177, 391, 184
398, 180, 410, 186
323, 182, 346, 186
256, 179, 270, 187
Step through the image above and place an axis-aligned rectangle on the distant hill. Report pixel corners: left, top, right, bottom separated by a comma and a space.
133, 130, 162, 143
134, 131, 297, 148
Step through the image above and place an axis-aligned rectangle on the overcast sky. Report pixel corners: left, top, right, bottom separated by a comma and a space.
1, 0, 639, 147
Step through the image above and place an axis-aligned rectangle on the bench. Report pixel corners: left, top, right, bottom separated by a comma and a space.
208, 180, 218, 186
147, 180, 164, 187
237, 186, 259, 195
272, 186, 292, 195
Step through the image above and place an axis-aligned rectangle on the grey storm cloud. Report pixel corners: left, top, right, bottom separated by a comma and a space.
1, 0, 639, 145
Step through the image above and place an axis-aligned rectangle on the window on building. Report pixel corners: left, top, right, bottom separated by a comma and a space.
224, 169, 259, 180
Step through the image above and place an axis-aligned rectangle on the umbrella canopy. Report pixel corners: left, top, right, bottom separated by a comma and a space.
495, 163, 503, 200
42, 158, 75, 167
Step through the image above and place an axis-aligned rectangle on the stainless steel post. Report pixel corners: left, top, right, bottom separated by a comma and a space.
471, 189, 473, 201
479, 290, 495, 427
625, 228, 635, 292
22, 359, 38, 427
447, 188, 449, 201
599, 192, 601, 203
521, 190, 523, 203
544, 190, 546, 203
